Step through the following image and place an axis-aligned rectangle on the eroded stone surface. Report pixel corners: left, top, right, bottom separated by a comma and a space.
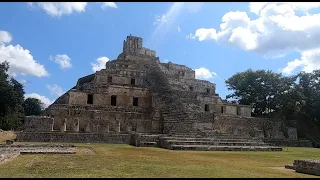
293, 160, 320, 176
0, 144, 94, 164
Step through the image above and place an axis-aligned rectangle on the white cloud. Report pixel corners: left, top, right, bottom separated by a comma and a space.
0, 31, 49, 77
0, 31, 12, 44
91, 56, 109, 72
101, 2, 117, 9
50, 54, 72, 70
46, 84, 64, 97
282, 48, 320, 74
19, 79, 27, 86
188, 2, 320, 74
177, 26, 181, 32
194, 67, 217, 80
153, 14, 170, 25
187, 28, 217, 41
25, 93, 53, 108
29, 2, 88, 17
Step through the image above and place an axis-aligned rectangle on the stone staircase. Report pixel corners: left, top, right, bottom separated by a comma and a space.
158, 135, 282, 151
142, 59, 282, 151
145, 59, 198, 134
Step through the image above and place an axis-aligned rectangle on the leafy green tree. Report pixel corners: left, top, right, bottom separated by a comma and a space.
0, 61, 25, 130
296, 70, 320, 122
23, 98, 43, 116
225, 69, 297, 118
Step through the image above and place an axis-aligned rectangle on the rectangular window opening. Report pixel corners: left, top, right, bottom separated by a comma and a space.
205, 104, 209, 112
207, 88, 210, 93
237, 107, 241, 116
131, 78, 135, 85
111, 95, 117, 106
221, 106, 224, 114
87, 94, 93, 104
133, 97, 138, 106
108, 76, 112, 83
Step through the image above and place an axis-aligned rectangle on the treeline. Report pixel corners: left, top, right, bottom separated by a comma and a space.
0, 62, 43, 130
225, 69, 320, 122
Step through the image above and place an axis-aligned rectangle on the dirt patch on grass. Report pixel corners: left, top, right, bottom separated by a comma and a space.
75, 147, 96, 155
0, 131, 16, 143
269, 167, 295, 172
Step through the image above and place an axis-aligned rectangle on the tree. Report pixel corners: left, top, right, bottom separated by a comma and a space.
225, 69, 297, 118
23, 98, 43, 116
296, 70, 320, 122
0, 61, 25, 130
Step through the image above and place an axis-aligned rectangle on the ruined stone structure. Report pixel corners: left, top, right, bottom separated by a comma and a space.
17, 35, 311, 151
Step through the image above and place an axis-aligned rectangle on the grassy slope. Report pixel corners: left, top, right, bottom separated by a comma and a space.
0, 144, 319, 178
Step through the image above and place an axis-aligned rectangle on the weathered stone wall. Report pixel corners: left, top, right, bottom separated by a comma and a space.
23, 116, 53, 132
47, 105, 159, 134
287, 127, 298, 140
212, 104, 252, 117
294, 160, 320, 176
68, 91, 87, 105
212, 115, 288, 139
16, 132, 132, 144
240, 106, 252, 117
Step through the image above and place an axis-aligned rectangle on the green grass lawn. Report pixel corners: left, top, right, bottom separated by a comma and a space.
0, 143, 320, 178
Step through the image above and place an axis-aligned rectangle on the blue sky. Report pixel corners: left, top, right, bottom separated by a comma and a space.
0, 2, 320, 107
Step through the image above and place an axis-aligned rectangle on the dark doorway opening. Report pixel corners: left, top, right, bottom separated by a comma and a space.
221, 106, 225, 113
133, 97, 138, 106
111, 95, 117, 106
131, 78, 135, 85
108, 76, 112, 83
205, 104, 209, 112
87, 94, 93, 104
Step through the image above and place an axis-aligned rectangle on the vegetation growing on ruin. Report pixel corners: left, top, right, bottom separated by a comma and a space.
0, 144, 319, 178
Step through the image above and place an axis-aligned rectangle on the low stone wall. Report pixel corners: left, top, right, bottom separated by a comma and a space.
263, 139, 313, 147
131, 133, 160, 146
294, 160, 320, 176
16, 132, 132, 144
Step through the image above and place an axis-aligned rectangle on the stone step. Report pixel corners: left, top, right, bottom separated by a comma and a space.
20, 151, 76, 154
161, 137, 263, 142
167, 141, 270, 146
138, 142, 158, 147
170, 145, 282, 151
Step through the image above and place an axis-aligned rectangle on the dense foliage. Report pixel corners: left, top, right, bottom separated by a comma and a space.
225, 69, 320, 122
0, 61, 44, 130
23, 98, 43, 116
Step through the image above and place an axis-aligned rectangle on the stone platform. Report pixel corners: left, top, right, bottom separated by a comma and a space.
0, 143, 80, 164
132, 134, 283, 151
293, 160, 320, 176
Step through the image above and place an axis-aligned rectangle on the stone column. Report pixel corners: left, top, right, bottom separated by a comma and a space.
92, 124, 96, 133
51, 118, 54, 131
96, 124, 100, 133
85, 122, 91, 133
60, 118, 67, 132
117, 121, 121, 133
106, 124, 110, 133
73, 118, 79, 132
